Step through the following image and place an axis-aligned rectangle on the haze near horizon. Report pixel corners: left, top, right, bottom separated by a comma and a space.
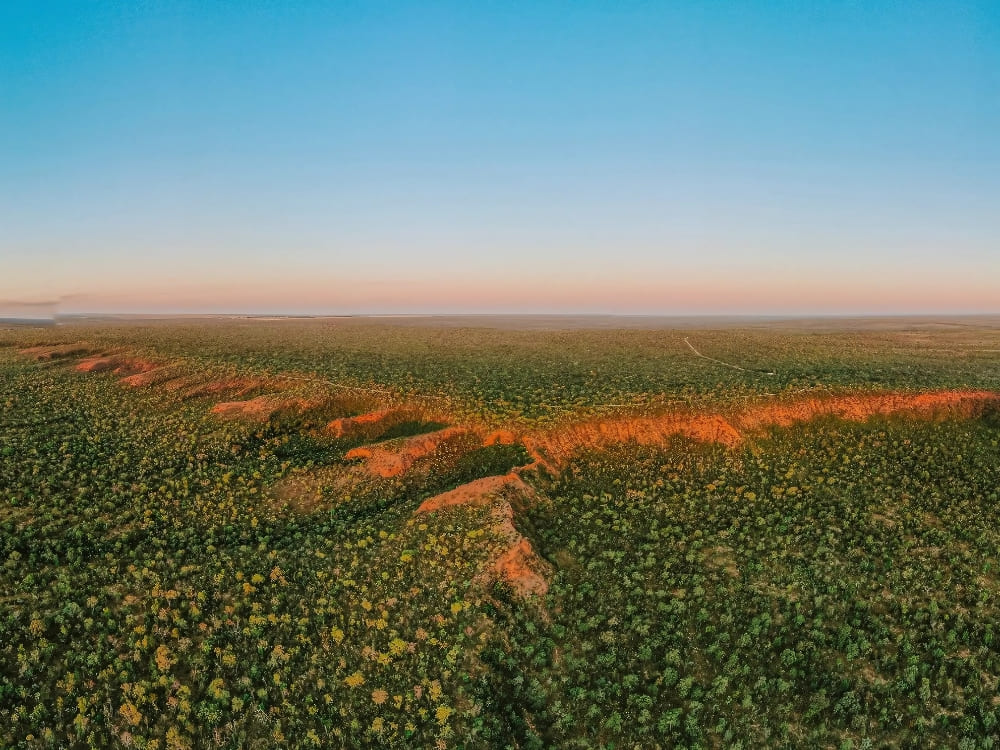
2, 1, 998, 314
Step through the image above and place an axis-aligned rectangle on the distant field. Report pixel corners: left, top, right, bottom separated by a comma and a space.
2, 317, 999, 748
9, 315, 1000, 422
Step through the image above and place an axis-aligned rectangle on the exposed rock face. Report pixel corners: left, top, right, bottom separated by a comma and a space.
483, 430, 517, 446
532, 390, 1000, 462
326, 410, 400, 439
416, 474, 526, 513
344, 427, 468, 478
735, 391, 999, 431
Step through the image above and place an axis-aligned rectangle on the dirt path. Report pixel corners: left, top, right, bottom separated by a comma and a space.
683, 336, 775, 375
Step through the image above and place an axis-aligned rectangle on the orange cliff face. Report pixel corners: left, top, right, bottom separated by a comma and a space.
734, 391, 998, 431
527, 390, 999, 464
327, 409, 399, 439
416, 474, 527, 513
344, 427, 469, 478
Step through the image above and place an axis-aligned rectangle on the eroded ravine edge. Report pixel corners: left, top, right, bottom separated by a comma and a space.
16, 342, 1000, 602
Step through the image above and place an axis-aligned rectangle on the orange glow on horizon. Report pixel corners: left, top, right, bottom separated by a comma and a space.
34, 268, 999, 316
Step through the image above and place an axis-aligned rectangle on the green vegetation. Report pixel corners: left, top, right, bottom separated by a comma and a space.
2, 318, 999, 748
511, 419, 1000, 748
7, 317, 1000, 422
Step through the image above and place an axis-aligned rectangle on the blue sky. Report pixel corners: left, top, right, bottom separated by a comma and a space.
2, 1, 998, 313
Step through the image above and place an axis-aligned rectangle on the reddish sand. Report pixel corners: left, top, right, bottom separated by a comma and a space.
416, 475, 548, 597
483, 430, 518, 446
120, 367, 175, 387
514, 437, 558, 476
75, 356, 158, 376
345, 427, 468, 478
157, 375, 202, 392
536, 413, 742, 460
210, 396, 316, 422
492, 536, 549, 597
75, 356, 123, 373
119, 359, 158, 376
532, 390, 999, 463
417, 474, 526, 513
735, 391, 997, 431
326, 409, 399, 439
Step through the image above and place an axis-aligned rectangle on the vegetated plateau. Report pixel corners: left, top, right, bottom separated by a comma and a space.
2, 316, 1000, 749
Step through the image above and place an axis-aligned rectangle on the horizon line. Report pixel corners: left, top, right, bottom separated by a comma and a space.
13, 310, 1000, 320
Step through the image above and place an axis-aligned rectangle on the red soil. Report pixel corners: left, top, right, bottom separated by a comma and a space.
117, 359, 159, 376
159, 375, 204, 392
418, 476, 549, 597
492, 537, 549, 597
536, 413, 743, 460
515, 437, 558, 476
416, 474, 526, 513
532, 390, 999, 463
326, 409, 398, 439
74, 356, 122, 373
527, 415, 730, 465
735, 390, 997, 431
120, 367, 175, 388
210, 396, 317, 422
75, 356, 158, 376
483, 430, 518, 446
345, 427, 468, 478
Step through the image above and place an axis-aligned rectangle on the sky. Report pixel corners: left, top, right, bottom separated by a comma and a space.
2, 1, 998, 315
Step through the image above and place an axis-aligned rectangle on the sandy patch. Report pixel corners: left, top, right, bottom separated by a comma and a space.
489, 502, 550, 597
415, 475, 549, 597
119, 367, 177, 387
75, 356, 122, 373
735, 391, 998, 431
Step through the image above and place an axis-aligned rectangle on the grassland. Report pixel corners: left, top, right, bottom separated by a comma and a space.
2, 316, 1000, 748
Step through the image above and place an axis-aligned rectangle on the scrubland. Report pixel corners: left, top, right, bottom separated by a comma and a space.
2, 317, 999, 748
